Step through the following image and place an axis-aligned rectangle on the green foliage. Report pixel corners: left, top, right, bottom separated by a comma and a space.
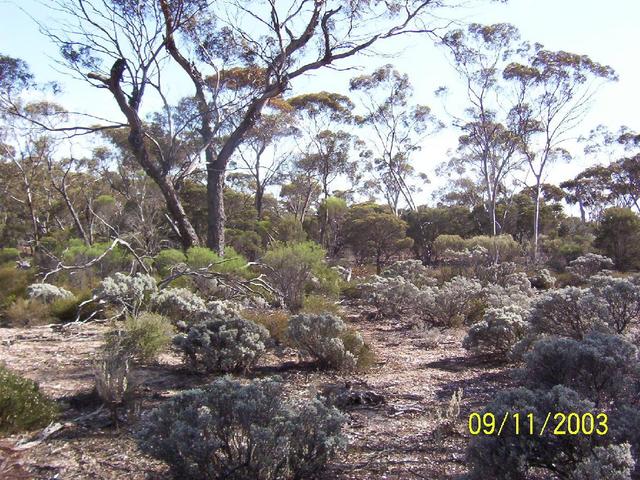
343, 203, 413, 273
62, 239, 131, 275
49, 290, 101, 324
137, 376, 346, 480
572, 443, 635, 480
433, 234, 521, 264
595, 207, 640, 271
186, 246, 249, 277
300, 294, 341, 316
0, 265, 32, 310
262, 241, 326, 311
107, 313, 175, 362
154, 248, 187, 276
0, 247, 20, 265
0, 364, 58, 435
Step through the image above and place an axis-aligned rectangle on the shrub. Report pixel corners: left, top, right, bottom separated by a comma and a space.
0, 247, 20, 265
97, 272, 157, 315
463, 306, 529, 359
287, 313, 367, 370
0, 364, 58, 435
571, 443, 635, 480
107, 313, 174, 362
360, 275, 421, 318
154, 249, 187, 276
241, 309, 290, 345
262, 241, 326, 311
595, 207, 640, 271
137, 376, 346, 480
583, 274, 640, 334
26, 283, 73, 304
382, 260, 437, 288
518, 333, 638, 404
4, 298, 52, 327
466, 385, 601, 480
418, 276, 483, 327
49, 290, 101, 324
0, 265, 31, 309
567, 253, 615, 280
173, 315, 269, 373
94, 345, 132, 424
529, 268, 556, 289
300, 294, 342, 316
185, 246, 219, 269
151, 287, 207, 325
185, 246, 248, 277
528, 286, 599, 339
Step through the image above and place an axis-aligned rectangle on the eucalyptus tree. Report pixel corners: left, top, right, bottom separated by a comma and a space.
504, 47, 617, 259
439, 23, 528, 236
350, 65, 441, 214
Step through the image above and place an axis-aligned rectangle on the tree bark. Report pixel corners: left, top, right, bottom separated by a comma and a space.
207, 163, 226, 253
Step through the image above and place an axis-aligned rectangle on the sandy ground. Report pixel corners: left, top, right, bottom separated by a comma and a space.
0, 311, 515, 479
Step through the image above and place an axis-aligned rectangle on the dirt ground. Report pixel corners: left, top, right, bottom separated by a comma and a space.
0, 310, 515, 480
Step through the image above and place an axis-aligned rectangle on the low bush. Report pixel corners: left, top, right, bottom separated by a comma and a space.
528, 268, 556, 290
300, 294, 342, 316
4, 298, 52, 327
287, 313, 369, 370
0, 364, 58, 435
241, 308, 290, 345
137, 376, 346, 480
418, 276, 483, 327
173, 314, 269, 373
186, 246, 249, 277
572, 443, 635, 480
382, 260, 437, 288
106, 313, 174, 363
0, 265, 31, 310
97, 272, 157, 315
49, 290, 101, 324
93, 344, 132, 424
360, 275, 421, 318
567, 253, 615, 281
518, 333, 638, 405
150, 287, 207, 325
583, 274, 640, 334
528, 286, 599, 339
26, 283, 74, 304
262, 241, 327, 311
0, 247, 20, 265
466, 385, 605, 480
463, 306, 529, 359
154, 249, 187, 276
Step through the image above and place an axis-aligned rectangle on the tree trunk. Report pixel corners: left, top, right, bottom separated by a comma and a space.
207, 163, 226, 254
255, 184, 264, 220
156, 177, 200, 250
533, 180, 542, 262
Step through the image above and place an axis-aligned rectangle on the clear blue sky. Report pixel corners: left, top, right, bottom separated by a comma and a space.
1, 0, 638, 203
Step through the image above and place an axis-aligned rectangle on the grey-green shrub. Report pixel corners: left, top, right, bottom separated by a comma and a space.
137, 376, 346, 480
583, 274, 640, 334
97, 272, 157, 315
528, 286, 599, 339
151, 287, 207, 325
518, 333, 638, 404
287, 313, 365, 370
418, 276, 483, 327
571, 443, 634, 480
173, 314, 269, 373
26, 283, 74, 304
463, 305, 529, 359
466, 385, 601, 480
382, 260, 437, 288
567, 253, 615, 281
361, 275, 421, 318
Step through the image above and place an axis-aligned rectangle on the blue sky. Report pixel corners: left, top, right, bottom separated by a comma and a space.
1, 0, 638, 203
